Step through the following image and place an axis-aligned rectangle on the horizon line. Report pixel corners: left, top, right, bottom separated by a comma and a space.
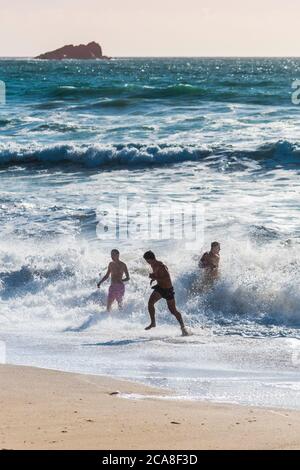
1, 55, 300, 59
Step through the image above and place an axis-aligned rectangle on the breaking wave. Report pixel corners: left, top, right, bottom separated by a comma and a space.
0, 237, 299, 335
0, 140, 299, 170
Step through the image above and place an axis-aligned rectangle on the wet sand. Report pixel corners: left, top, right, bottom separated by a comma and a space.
0, 364, 300, 450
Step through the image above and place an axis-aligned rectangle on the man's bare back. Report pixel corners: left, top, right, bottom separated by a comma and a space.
200, 252, 220, 274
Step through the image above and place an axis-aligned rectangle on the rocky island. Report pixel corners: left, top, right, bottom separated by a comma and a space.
35, 41, 110, 60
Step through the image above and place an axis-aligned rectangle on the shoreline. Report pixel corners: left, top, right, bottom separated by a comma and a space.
0, 364, 300, 450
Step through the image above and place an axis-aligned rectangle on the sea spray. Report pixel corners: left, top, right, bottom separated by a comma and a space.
1, 236, 299, 334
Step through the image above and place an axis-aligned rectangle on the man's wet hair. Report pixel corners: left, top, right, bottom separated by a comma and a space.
211, 241, 220, 248
111, 249, 120, 255
143, 250, 156, 260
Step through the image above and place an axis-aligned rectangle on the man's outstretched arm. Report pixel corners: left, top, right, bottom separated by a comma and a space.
97, 264, 111, 288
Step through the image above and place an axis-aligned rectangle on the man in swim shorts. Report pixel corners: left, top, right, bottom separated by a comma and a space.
143, 251, 189, 336
97, 249, 130, 311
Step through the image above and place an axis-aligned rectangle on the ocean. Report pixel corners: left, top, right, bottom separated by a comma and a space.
0, 57, 300, 409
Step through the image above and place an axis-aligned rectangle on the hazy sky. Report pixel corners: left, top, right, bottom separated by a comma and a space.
1, 0, 299, 57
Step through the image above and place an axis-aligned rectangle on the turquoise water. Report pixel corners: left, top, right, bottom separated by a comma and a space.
0, 58, 300, 408
1, 57, 300, 159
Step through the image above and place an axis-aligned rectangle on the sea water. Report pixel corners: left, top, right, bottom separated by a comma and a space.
0, 58, 300, 409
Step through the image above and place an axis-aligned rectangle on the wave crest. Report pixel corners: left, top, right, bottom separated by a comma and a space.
0, 140, 299, 170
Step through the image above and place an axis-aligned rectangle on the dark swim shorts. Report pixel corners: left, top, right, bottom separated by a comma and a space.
152, 285, 175, 301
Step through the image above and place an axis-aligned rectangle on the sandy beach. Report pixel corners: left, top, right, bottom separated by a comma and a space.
0, 364, 299, 450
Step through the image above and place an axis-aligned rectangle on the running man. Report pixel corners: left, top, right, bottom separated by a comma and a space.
199, 241, 220, 289
97, 249, 130, 311
143, 251, 189, 336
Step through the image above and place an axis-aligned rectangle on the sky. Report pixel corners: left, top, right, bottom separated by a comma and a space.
0, 0, 299, 57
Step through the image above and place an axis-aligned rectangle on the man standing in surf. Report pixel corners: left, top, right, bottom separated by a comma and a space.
143, 251, 189, 336
199, 241, 220, 290
97, 249, 130, 311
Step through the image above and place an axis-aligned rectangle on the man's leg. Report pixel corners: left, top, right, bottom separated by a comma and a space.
107, 287, 114, 312
106, 297, 114, 312
145, 291, 161, 330
117, 286, 125, 311
167, 299, 188, 335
